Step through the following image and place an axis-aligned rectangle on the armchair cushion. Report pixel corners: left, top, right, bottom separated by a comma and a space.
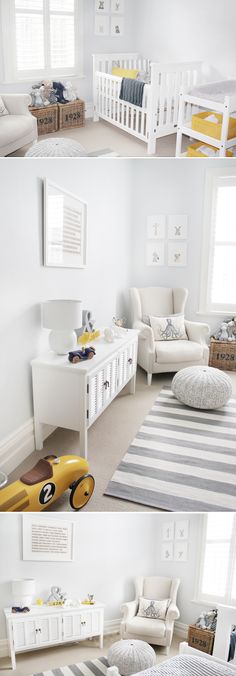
155, 340, 203, 364
126, 616, 166, 638
137, 597, 171, 620
150, 315, 188, 341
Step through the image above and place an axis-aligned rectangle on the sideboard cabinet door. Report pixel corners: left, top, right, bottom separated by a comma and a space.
13, 619, 39, 651
38, 615, 62, 645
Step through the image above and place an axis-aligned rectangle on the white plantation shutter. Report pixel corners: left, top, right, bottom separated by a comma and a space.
197, 514, 236, 604
0, 0, 82, 81
200, 169, 236, 314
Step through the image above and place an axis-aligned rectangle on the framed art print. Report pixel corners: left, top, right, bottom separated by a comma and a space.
168, 215, 188, 240
111, 0, 125, 13
168, 242, 187, 267
22, 515, 74, 562
95, 14, 110, 35
44, 179, 87, 269
146, 241, 165, 266
161, 542, 173, 562
111, 15, 124, 35
175, 520, 189, 541
95, 0, 110, 13
147, 215, 166, 240
174, 541, 188, 563
162, 522, 175, 541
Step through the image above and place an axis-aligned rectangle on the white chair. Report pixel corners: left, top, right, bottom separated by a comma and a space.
130, 287, 209, 385
0, 94, 37, 156
121, 576, 180, 654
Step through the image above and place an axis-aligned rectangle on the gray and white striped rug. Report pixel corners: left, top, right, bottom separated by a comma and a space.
104, 386, 236, 512
33, 656, 108, 676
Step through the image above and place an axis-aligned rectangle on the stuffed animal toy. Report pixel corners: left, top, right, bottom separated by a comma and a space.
53, 81, 69, 104
228, 317, 236, 341
31, 85, 44, 107
196, 609, 217, 631
63, 81, 77, 102
214, 322, 230, 342
40, 81, 57, 106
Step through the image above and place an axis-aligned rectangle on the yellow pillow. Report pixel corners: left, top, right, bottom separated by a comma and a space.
111, 67, 139, 79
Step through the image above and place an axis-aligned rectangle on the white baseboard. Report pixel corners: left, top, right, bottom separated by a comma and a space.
0, 419, 56, 475
0, 638, 8, 658
174, 621, 188, 639
104, 619, 121, 635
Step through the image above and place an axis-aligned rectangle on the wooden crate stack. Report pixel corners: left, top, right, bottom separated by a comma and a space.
188, 625, 215, 655
209, 338, 236, 371
29, 100, 85, 136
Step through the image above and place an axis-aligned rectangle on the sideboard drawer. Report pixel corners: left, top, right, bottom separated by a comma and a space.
88, 356, 118, 425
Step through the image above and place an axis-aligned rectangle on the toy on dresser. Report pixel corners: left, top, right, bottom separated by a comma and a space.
47, 586, 67, 606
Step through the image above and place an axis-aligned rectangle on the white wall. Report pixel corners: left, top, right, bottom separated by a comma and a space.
131, 158, 236, 332
0, 512, 156, 640
135, 0, 236, 80
0, 159, 132, 441
0, 0, 137, 104
0, 512, 206, 642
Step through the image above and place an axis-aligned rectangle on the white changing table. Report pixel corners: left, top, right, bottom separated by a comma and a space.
176, 83, 236, 157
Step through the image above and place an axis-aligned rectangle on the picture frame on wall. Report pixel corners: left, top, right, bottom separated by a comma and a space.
22, 515, 75, 562
147, 215, 166, 240
162, 521, 175, 541
174, 541, 188, 563
111, 0, 125, 13
146, 240, 165, 266
161, 542, 173, 562
111, 15, 124, 35
175, 520, 189, 540
95, 14, 110, 35
44, 179, 87, 269
168, 215, 188, 240
95, 0, 110, 13
168, 242, 187, 267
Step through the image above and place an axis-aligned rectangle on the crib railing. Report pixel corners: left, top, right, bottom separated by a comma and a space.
95, 71, 150, 141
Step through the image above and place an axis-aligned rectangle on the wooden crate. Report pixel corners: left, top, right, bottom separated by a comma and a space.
29, 104, 58, 135
209, 338, 236, 371
188, 625, 215, 655
58, 100, 85, 130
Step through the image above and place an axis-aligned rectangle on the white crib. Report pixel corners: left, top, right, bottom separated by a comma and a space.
92, 53, 202, 154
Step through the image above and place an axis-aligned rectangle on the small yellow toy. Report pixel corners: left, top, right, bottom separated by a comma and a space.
0, 455, 95, 512
36, 599, 44, 606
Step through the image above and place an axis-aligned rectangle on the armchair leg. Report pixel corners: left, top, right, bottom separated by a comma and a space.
163, 647, 170, 655
147, 373, 152, 386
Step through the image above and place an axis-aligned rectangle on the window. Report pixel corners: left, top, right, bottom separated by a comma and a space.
196, 513, 236, 605
0, 0, 82, 81
199, 168, 236, 314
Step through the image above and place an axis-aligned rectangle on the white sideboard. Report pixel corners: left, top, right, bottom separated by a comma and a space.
4, 603, 105, 670
31, 330, 138, 458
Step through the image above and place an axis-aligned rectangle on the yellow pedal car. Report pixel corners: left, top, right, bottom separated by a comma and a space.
0, 455, 95, 512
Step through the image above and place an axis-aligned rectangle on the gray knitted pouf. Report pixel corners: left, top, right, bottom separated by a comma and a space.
25, 137, 88, 157
107, 640, 156, 676
172, 365, 232, 410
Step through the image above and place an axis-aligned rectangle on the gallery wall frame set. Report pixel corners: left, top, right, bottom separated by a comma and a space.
95, 0, 125, 36
146, 215, 188, 267
161, 520, 189, 563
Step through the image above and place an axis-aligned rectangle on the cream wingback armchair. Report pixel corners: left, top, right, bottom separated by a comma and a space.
0, 94, 37, 156
130, 287, 209, 385
121, 576, 180, 654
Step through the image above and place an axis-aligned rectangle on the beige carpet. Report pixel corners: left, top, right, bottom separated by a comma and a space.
6, 368, 236, 513
9, 119, 190, 158
0, 631, 182, 676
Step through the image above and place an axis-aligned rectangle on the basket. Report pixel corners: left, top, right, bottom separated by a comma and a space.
192, 111, 236, 141
188, 625, 215, 655
29, 104, 58, 135
209, 338, 236, 371
187, 142, 233, 158
58, 100, 85, 130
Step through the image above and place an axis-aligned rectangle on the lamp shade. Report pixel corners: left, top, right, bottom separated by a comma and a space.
12, 579, 35, 607
41, 300, 82, 330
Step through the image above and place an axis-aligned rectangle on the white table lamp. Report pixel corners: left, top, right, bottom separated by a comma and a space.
42, 300, 82, 355
12, 579, 35, 607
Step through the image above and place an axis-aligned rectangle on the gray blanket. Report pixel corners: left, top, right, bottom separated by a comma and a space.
135, 654, 235, 676
119, 77, 145, 107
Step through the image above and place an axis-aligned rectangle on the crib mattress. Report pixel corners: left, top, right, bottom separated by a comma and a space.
135, 654, 235, 676
189, 79, 236, 102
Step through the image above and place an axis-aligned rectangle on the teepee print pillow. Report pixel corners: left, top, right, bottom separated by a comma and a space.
0, 96, 8, 116
150, 314, 188, 341
138, 597, 171, 620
